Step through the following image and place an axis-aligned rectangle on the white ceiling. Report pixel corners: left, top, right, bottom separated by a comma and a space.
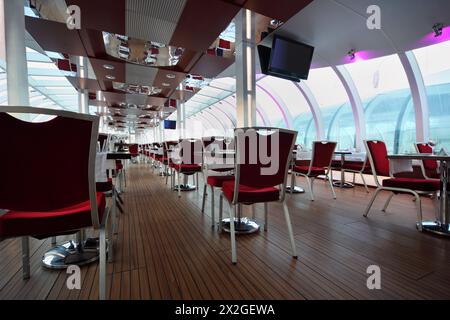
260, 0, 450, 68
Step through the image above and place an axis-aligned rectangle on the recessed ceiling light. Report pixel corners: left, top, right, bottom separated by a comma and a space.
106, 75, 116, 80
166, 74, 176, 79
103, 64, 115, 70
162, 82, 170, 87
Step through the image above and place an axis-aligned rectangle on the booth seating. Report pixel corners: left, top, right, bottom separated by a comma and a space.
292, 141, 337, 201
415, 142, 440, 179
201, 136, 235, 228
220, 127, 298, 264
0, 106, 111, 300
363, 140, 440, 230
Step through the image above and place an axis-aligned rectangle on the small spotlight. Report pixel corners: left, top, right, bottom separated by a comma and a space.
432, 23, 444, 37
347, 49, 356, 60
105, 75, 116, 80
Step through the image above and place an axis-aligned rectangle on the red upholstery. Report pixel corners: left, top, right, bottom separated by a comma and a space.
172, 163, 202, 173
416, 143, 438, 171
96, 178, 113, 192
207, 175, 234, 187
331, 160, 342, 168
128, 144, 139, 157
311, 141, 336, 168
366, 141, 390, 176
0, 193, 106, 239
0, 113, 92, 212
293, 165, 325, 176
342, 161, 371, 173
222, 180, 280, 204
115, 160, 123, 170
382, 177, 440, 192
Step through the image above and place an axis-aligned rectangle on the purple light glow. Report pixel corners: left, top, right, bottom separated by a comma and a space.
418, 26, 450, 47
342, 50, 384, 64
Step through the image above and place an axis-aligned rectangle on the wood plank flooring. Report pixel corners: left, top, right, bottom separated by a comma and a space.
1, 163, 450, 300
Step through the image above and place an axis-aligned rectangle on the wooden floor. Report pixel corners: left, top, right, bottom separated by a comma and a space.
2, 163, 450, 300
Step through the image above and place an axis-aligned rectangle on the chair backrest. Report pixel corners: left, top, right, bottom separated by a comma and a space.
415, 142, 438, 171
173, 138, 203, 165
98, 133, 109, 152
310, 141, 337, 168
234, 127, 297, 203
364, 140, 390, 184
128, 143, 139, 154
0, 106, 101, 227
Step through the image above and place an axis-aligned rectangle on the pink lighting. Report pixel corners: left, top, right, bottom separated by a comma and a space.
342, 50, 384, 64
418, 26, 450, 47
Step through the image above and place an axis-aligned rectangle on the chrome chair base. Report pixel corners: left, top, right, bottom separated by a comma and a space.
221, 218, 260, 234
332, 181, 354, 188
285, 185, 305, 193
173, 184, 196, 191
418, 221, 450, 236
42, 238, 103, 269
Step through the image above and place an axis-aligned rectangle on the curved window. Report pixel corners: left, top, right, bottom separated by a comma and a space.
256, 84, 286, 128
304, 67, 353, 149
413, 41, 450, 150
344, 54, 414, 153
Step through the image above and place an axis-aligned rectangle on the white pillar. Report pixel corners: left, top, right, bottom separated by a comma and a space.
77, 56, 88, 114
3, 0, 29, 106
176, 99, 181, 139
398, 52, 430, 142
235, 9, 256, 127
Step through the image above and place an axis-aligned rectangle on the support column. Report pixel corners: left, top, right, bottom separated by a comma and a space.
333, 65, 366, 151
235, 9, 256, 127
3, 0, 29, 106
398, 51, 430, 142
77, 56, 88, 114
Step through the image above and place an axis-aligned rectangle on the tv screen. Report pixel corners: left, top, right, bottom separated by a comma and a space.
164, 120, 176, 129
268, 35, 314, 81
257, 45, 271, 75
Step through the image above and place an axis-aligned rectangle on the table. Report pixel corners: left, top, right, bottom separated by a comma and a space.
107, 152, 131, 160
388, 153, 450, 236
333, 151, 354, 188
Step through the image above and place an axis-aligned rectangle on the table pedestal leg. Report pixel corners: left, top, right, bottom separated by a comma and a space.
221, 205, 260, 234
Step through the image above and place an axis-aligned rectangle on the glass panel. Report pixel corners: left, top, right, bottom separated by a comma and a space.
344, 54, 414, 153
413, 41, 450, 150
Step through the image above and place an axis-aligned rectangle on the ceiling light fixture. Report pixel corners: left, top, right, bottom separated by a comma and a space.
347, 49, 356, 60
103, 64, 115, 70
106, 75, 116, 80
432, 23, 444, 37
166, 74, 176, 79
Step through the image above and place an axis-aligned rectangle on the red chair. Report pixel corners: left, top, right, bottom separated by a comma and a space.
128, 143, 139, 163
415, 142, 439, 179
169, 139, 203, 197
201, 137, 234, 228
221, 127, 298, 264
292, 141, 337, 201
0, 106, 111, 299
341, 157, 371, 193
164, 140, 179, 185
364, 140, 440, 230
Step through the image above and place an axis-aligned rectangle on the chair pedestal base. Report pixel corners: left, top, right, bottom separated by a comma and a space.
221, 218, 260, 234
42, 238, 102, 269
332, 181, 354, 188
173, 184, 196, 191
285, 186, 305, 194
419, 221, 450, 236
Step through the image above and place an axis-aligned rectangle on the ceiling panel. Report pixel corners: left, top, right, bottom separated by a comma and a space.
126, 0, 187, 44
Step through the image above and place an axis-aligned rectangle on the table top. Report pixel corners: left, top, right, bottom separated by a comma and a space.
334, 151, 353, 155
388, 153, 450, 161
107, 152, 132, 160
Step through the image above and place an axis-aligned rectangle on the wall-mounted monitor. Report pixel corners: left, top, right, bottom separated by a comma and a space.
258, 35, 314, 82
164, 120, 176, 129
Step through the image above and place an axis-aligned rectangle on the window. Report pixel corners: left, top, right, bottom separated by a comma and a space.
344, 54, 414, 153
413, 40, 450, 151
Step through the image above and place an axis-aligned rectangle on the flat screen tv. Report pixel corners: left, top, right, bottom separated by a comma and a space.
164, 120, 176, 129
260, 35, 314, 82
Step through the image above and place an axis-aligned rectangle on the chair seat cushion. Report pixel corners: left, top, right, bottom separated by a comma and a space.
96, 178, 113, 192
0, 193, 106, 238
172, 163, 202, 173
207, 175, 234, 187
382, 178, 440, 192
293, 165, 325, 176
222, 180, 280, 204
